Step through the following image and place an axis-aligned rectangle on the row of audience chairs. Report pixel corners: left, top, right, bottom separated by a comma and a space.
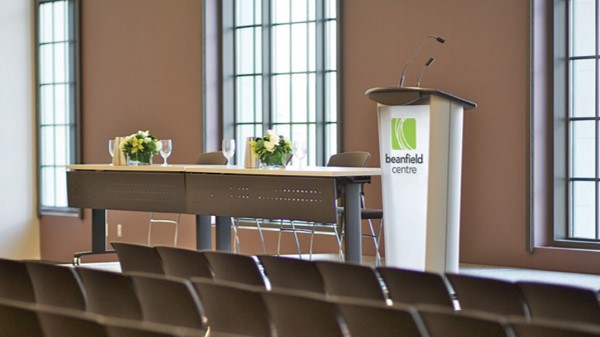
111, 242, 600, 327
0, 254, 599, 337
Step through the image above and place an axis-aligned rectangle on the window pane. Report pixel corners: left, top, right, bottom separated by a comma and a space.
571, 59, 595, 118
53, 1, 67, 41
308, 73, 316, 122
40, 126, 55, 166
325, 20, 337, 70
325, 0, 336, 19
326, 122, 337, 160
571, 0, 596, 57
291, 0, 307, 22
55, 126, 68, 165
40, 44, 54, 84
291, 73, 308, 122
236, 0, 257, 26
41, 167, 56, 207
273, 25, 290, 73
272, 0, 290, 24
40, 86, 54, 125
55, 166, 68, 207
571, 121, 595, 178
291, 23, 308, 72
236, 27, 257, 74
272, 74, 290, 123
55, 84, 68, 124
325, 72, 337, 122
40, 3, 53, 43
236, 76, 256, 123
571, 181, 596, 239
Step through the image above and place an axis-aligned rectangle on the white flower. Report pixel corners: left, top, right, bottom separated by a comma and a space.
264, 141, 276, 152
144, 137, 152, 143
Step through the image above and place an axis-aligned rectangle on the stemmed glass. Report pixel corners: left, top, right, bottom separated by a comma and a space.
293, 140, 307, 169
159, 139, 173, 166
222, 139, 236, 166
108, 139, 115, 165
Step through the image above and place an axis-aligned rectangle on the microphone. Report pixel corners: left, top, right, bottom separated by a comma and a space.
398, 35, 445, 87
416, 57, 435, 87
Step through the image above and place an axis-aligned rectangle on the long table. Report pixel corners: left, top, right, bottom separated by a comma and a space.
66, 164, 381, 264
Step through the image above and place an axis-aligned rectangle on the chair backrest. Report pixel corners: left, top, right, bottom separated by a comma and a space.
0, 258, 36, 303
509, 316, 600, 337
377, 267, 454, 308
36, 306, 107, 337
335, 298, 425, 337
417, 304, 511, 337
191, 278, 272, 337
155, 246, 213, 280
315, 260, 386, 302
202, 251, 267, 287
518, 281, 600, 325
25, 261, 87, 311
195, 151, 227, 165
0, 299, 44, 337
104, 318, 188, 337
129, 272, 207, 333
76, 267, 143, 320
326, 151, 371, 167
445, 273, 528, 317
257, 255, 325, 293
111, 242, 165, 275
261, 288, 346, 337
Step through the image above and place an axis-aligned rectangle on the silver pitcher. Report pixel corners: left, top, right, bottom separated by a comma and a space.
244, 137, 258, 168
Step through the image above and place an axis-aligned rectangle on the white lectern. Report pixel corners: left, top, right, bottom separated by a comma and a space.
365, 87, 476, 273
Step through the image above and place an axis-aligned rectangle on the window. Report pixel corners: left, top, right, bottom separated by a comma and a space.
36, 0, 79, 213
222, 0, 339, 166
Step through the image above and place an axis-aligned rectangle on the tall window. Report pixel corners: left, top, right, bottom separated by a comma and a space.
222, 0, 339, 165
36, 0, 79, 213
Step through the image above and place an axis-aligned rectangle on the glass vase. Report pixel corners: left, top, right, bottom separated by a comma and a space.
259, 154, 286, 169
127, 152, 153, 166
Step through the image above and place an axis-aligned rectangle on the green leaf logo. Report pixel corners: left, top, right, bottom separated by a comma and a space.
391, 118, 417, 150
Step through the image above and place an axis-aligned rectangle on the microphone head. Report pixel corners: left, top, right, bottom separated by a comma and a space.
430, 35, 446, 43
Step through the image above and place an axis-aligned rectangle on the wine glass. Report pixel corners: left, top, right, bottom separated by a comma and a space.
108, 139, 115, 165
159, 139, 173, 166
293, 140, 307, 168
222, 139, 236, 165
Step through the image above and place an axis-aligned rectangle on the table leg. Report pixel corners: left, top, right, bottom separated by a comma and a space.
91, 209, 107, 252
196, 215, 212, 250
344, 183, 362, 263
215, 216, 232, 251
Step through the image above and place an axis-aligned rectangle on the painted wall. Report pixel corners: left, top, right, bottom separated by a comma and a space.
36, 0, 600, 273
0, 0, 40, 259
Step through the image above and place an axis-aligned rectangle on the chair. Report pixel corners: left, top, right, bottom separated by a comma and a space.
417, 304, 511, 337
445, 273, 529, 317
111, 242, 165, 275
0, 258, 36, 303
36, 306, 107, 337
191, 278, 272, 337
315, 260, 387, 302
335, 298, 426, 337
517, 281, 600, 324
377, 267, 454, 308
76, 267, 143, 320
279, 151, 373, 260
128, 272, 208, 335
0, 299, 44, 337
261, 288, 346, 337
25, 261, 87, 311
148, 151, 228, 246
202, 251, 267, 287
155, 246, 213, 280
257, 255, 325, 293
509, 316, 600, 337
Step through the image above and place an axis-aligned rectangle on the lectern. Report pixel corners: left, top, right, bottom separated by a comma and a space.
365, 87, 476, 273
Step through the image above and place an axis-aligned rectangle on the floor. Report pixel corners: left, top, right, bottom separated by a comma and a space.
83, 255, 600, 290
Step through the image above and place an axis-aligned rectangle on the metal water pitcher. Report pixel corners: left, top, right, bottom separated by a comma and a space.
244, 137, 258, 168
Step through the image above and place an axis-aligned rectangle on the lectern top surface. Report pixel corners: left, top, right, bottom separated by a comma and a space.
365, 86, 477, 109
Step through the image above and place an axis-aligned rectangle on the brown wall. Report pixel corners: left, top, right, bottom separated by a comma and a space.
41, 0, 600, 273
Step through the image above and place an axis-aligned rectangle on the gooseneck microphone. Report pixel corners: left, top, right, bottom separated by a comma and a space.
416, 57, 435, 87
398, 35, 445, 87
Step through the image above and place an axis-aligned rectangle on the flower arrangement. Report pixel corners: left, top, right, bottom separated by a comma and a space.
120, 130, 160, 165
251, 130, 292, 167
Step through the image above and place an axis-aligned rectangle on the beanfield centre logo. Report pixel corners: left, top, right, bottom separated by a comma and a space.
391, 117, 416, 150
